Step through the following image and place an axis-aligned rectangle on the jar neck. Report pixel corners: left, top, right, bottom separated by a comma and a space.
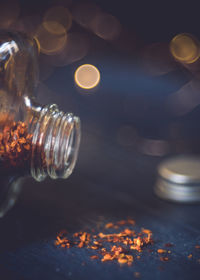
26, 100, 81, 181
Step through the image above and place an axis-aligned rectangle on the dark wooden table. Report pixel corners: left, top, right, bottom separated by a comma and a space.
0, 119, 200, 279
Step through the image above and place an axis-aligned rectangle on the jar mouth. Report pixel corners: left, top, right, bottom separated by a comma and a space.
31, 104, 81, 181
51, 113, 81, 179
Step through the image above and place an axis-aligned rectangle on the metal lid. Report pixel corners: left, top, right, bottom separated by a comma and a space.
155, 155, 200, 203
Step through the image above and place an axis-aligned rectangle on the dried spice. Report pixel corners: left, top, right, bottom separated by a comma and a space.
55, 219, 153, 266
195, 245, 200, 249
90, 255, 99, 260
0, 121, 32, 171
160, 257, 169, 262
157, 249, 167, 254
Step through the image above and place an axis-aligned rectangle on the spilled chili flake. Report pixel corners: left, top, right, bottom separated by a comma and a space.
54, 219, 153, 266
157, 249, 167, 254
160, 256, 169, 262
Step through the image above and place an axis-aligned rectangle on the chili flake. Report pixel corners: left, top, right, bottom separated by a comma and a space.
157, 249, 167, 254
160, 257, 169, 262
90, 255, 99, 260
0, 121, 33, 170
55, 219, 153, 266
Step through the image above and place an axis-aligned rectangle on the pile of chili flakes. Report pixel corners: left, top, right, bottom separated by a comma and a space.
55, 219, 154, 266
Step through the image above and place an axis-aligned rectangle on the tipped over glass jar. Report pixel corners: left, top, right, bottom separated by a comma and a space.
0, 30, 81, 217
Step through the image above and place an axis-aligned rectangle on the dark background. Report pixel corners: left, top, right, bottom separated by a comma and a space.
0, 0, 200, 279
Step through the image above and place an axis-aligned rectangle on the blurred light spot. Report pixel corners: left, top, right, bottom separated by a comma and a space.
71, 2, 101, 29
140, 138, 169, 156
170, 33, 200, 64
43, 32, 89, 67
91, 13, 121, 41
74, 64, 100, 89
35, 23, 67, 55
117, 125, 138, 147
141, 43, 177, 76
166, 78, 200, 116
0, 0, 20, 28
43, 6, 72, 34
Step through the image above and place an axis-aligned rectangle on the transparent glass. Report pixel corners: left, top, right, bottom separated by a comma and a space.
0, 30, 81, 217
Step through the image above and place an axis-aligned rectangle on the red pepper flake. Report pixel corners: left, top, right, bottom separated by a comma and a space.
90, 255, 99, 260
160, 257, 169, 262
0, 121, 33, 170
118, 257, 128, 264
101, 253, 115, 262
105, 223, 114, 229
188, 254, 192, 259
157, 249, 167, 254
55, 219, 153, 266
195, 245, 200, 249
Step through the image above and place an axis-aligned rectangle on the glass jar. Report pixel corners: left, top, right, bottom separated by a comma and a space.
0, 30, 81, 217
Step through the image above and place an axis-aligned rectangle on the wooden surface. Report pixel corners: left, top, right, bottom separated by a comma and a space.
0, 123, 200, 279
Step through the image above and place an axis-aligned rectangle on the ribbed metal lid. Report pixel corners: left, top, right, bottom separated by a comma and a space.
155, 156, 200, 203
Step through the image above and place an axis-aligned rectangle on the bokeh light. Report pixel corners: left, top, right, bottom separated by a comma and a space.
166, 78, 200, 116
35, 23, 67, 55
43, 32, 89, 67
43, 6, 72, 35
139, 138, 169, 156
71, 2, 101, 29
141, 43, 177, 76
74, 64, 100, 89
170, 33, 200, 64
91, 13, 121, 41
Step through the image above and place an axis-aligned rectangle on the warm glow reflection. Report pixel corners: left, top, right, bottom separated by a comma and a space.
35, 23, 67, 55
140, 138, 169, 156
166, 78, 200, 116
44, 32, 89, 67
91, 13, 121, 41
43, 6, 72, 34
170, 33, 200, 64
72, 2, 101, 29
74, 64, 100, 89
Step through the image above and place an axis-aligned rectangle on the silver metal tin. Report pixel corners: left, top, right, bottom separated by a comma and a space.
155, 156, 200, 203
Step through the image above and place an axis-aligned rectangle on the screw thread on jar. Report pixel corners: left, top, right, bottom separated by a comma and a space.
30, 104, 81, 181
